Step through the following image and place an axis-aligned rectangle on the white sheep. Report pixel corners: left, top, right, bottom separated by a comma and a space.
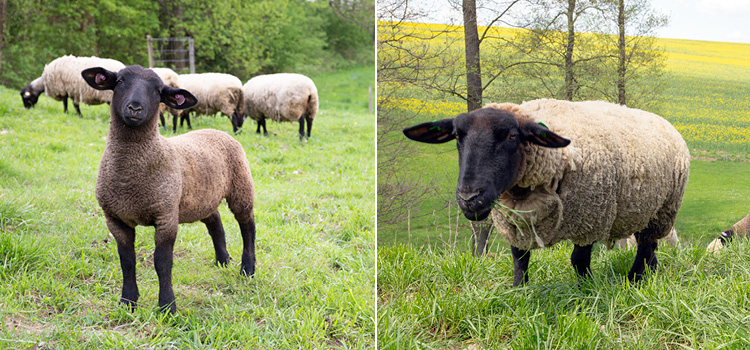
150, 67, 181, 130
403, 99, 690, 285
175, 73, 244, 132
242, 73, 319, 139
707, 212, 750, 252
20, 55, 125, 116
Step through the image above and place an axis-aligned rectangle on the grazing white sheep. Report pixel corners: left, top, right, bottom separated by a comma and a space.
242, 73, 319, 139
707, 212, 750, 252
20, 55, 125, 116
404, 99, 690, 285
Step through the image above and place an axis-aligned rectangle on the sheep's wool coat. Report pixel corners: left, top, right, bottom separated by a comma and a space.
42, 55, 125, 105
242, 73, 319, 123
177, 73, 243, 117
487, 99, 690, 250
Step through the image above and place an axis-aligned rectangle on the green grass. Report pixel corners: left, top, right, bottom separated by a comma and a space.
0, 65, 375, 348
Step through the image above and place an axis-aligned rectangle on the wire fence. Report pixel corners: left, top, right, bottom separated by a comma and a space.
146, 35, 195, 74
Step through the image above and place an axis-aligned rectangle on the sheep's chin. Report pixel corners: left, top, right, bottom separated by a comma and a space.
461, 206, 491, 221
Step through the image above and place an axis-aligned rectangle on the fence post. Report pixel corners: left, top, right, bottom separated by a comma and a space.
146, 35, 154, 68
188, 38, 195, 74
368, 85, 373, 114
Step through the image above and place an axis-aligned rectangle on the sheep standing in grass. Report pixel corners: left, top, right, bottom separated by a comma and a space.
175, 73, 244, 133
150, 67, 181, 130
21, 55, 125, 116
82, 65, 257, 313
707, 212, 750, 252
242, 73, 319, 139
403, 99, 689, 285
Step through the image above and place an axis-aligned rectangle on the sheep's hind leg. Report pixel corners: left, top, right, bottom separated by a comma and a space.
62, 96, 69, 114
298, 116, 306, 140
304, 115, 313, 138
153, 221, 178, 313
628, 222, 660, 283
511, 246, 531, 286
571, 244, 593, 279
201, 211, 230, 266
105, 215, 139, 310
237, 212, 257, 277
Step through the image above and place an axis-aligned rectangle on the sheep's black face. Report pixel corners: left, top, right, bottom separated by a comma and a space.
81, 65, 197, 128
20, 85, 39, 109
403, 108, 570, 221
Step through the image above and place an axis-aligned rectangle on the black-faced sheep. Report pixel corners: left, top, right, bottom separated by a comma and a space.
403, 99, 690, 285
242, 73, 319, 139
707, 212, 750, 252
21, 55, 125, 116
82, 65, 257, 313
175, 73, 245, 133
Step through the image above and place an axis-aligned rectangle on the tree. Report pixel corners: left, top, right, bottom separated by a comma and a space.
329, 0, 375, 42
463, 0, 482, 111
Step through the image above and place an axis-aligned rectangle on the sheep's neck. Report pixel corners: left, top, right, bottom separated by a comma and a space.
107, 116, 162, 145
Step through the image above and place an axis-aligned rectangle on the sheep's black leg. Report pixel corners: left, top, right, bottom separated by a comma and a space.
154, 222, 178, 313
305, 115, 313, 138
201, 211, 230, 266
298, 117, 305, 140
571, 244, 593, 278
62, 97, 69, 114
256, 119, 268, 135
105, 215, 139, 310
185, 114, 192, 130
74, 103, 82, 117
510, 245, 531, 286
262, 119, 268, 135
628, 222, 660, 283
159, 112, 166, 130
172, 113, 179, 133
238, 213, 257, 277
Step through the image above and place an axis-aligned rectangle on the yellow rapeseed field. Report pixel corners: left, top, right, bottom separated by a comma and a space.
379, 21, 750, 154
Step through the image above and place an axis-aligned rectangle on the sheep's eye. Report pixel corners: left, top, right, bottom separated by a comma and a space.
116, 79, 123, 85
508, 133, 517, 140
154, 89, 160, 95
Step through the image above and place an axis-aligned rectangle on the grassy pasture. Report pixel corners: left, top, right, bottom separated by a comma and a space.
0, 66, 375, 348
378, 22, 750, 348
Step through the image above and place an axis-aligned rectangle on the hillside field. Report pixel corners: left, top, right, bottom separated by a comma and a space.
0, 66, 375, 348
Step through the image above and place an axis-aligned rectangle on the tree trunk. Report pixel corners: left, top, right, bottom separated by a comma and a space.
617, 0, 626, 105
0, 0, 5, 73
463, 0, 482, 111
563, 0, 576, 101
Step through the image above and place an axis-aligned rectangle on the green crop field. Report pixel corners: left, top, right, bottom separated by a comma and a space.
378, 22, 750, 349
0, 66, 375, 348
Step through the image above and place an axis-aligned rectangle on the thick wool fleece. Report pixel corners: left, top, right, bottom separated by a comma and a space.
487, 99, 690, 250
242, 73, 319, 123
42, 55, 125, 106
177, 73, 243, 118
96, 116, 254, 230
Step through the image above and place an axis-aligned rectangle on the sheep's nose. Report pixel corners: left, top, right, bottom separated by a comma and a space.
457, 190, 480, 202
127, 104, 143, 114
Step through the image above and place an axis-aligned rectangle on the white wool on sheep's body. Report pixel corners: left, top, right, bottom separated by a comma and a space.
242, 73, 318, 123
487, 99, 690, 250
177, 73, 242, 117
42, 55, 125, 105
151, 68, 180, 88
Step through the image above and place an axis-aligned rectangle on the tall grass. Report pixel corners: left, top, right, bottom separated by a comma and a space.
0, 65, 375, 348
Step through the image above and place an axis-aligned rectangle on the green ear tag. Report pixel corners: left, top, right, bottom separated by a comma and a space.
429, 120, 441, 131
537, 121, 547, 128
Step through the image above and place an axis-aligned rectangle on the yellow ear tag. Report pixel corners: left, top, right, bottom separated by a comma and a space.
24, 91, 31, 97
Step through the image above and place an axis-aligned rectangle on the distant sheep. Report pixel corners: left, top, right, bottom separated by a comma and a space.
242, 73, 319, 139
404, 99, 689, 285
150, 67, 181, 130
176, 73, 244, 133
707, 212, 750, 252
21, 55, 125, 116
82, 65, 257, 313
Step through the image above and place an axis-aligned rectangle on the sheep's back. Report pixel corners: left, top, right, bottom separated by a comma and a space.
42, 55, 125, 105
491, 99, 689, 248
242, 73, 318, 123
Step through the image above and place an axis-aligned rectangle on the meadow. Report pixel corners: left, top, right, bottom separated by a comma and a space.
378, 22, 750, 349
0, 66, 375, 348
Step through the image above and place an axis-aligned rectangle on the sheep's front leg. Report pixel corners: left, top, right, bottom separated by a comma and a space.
570, 244, 593, 278
201, 211, 230, 266
74, 103, 82, 117
105, 215, 139, 309
238, 212, 257, 277
62, 97, 69, 114
154, 221, 179, 313
510, 246, 530, 286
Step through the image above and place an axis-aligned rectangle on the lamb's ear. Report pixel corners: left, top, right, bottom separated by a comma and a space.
519, 119, 570, 148
81, 67, 117, 90
161, 87, 198, 110
403, 118, 456, 144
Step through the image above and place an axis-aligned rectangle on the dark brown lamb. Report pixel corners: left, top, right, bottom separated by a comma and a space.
82, 65, 256, 314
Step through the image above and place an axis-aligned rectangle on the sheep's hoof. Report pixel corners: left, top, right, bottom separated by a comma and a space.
120, 298, 138, 311
158, 301, 177, 314
240, 265, 255, 277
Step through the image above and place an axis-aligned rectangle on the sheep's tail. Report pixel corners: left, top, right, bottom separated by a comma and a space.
305, 90, 319, 120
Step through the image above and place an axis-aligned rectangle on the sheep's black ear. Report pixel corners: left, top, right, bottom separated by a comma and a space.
161, 87, 198, 110
519, 119, 570, 148
403, 118, 456, 144
82, 67, 117, 90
